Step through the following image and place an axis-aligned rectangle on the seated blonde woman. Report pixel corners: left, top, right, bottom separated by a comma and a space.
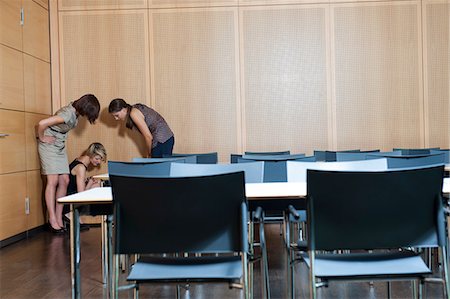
64, 142, 107, 230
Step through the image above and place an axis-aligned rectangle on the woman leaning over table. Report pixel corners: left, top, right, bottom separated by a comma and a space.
36, 94, 100, 234
108, 98, 174, 158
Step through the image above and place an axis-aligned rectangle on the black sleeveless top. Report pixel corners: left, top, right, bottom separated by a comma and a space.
67, 159, 87, 195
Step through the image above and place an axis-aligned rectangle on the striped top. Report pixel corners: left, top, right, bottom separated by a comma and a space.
133, 103, 174, 148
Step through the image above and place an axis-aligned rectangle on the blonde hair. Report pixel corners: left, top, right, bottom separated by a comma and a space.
85, 142, 107, 161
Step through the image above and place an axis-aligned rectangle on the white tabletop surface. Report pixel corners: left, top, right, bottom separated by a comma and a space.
58, 179, 449, 204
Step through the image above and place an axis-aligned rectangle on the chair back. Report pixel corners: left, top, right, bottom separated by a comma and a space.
393, 148, 440, 155
132, 156, 197, 163
108, 161, 172, 177
314, 150, 360, 162
306, 165, 445, 251
286, 158, 388, 183
367, 153, 445, 168
110, 172, 248, 254
431, 149, 450, 164
335, 150, 380, 161
170, 162, 264, 183
163, 152, 218, 164
238, 154, 309, 182
245, 150, 291, 155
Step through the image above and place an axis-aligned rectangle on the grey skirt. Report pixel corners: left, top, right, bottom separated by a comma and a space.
38, 141, 69, 175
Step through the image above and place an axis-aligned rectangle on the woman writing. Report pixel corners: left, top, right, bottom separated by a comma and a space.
108, 99, 174, 157
63, 142, 107, 231
37, 94, 100, 234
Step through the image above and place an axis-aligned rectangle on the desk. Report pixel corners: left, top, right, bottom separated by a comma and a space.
59, 179, 450, 299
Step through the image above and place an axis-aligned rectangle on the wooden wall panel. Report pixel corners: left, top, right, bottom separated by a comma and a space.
59, 10, 150, 169
333, 2, 422, 151
0, 45, 24, 111
58, 0, 147, 10
33, 0, 49, 10
24, 54, 52, 114
150, 8, 239, 162
26, 170, 45, 230
0, 110, 26, 174
0, 0, 23, 51
0, 172, 27, 240
241, 6, 329, 155
23, 0, 50, 62
149, 0, 237, 8
423, 1, 449, 148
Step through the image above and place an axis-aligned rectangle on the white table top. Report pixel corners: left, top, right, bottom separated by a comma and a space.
58, 179, 449, 204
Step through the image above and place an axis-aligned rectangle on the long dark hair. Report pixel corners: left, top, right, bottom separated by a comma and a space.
72, 94, 100, 124
108, 98, 134, 129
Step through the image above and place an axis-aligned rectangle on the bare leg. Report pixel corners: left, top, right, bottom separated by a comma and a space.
55, 174, 69, 228
45, 174, 62, 230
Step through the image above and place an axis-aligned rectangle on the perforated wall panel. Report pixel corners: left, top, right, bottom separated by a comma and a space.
59, 10, 150, 168
150, 8, 238, 162
58, 0, 147, 10
333, 2, 422, 151
424, 1, 449, 148
241, 6, 329, 155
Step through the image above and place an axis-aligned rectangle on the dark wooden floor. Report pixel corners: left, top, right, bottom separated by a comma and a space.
0, 224, 446, 299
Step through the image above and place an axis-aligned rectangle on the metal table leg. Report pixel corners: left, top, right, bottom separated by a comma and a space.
70, 205, 81, 299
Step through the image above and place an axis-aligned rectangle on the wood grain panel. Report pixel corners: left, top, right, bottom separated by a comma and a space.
59, 10, 150, 166
0, 110, 26, 174
26, 170, 45, 230
33, 0, 49, 10
149, 0, 237, 8
0, 172, 27, 240
0, 0, 22, 51
24, 54, 52, 114
58, 0, 147, 10
0, 45, 24, 111
241, 5, 329, 155
151, 8, 239, 162
25, 113, 48, 171
23, 0, 50, 62
423, 1, 449, 148
333, 2, 422, 151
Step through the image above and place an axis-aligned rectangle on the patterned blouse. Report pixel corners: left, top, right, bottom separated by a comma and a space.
133, 103, 174, 148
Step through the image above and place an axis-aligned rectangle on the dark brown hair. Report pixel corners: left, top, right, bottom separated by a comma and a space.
72, 94, 100, 124
108, 98, 134, 129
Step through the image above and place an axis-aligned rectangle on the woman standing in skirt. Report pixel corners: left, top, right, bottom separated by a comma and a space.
108, 98, 174, 158
36, 94, 100, 234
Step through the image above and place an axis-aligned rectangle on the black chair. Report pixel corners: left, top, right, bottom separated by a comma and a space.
132, 156, 197, 163
163, 152, 218, 164
335, 150, 381, 161
109, 171, 250, 299
366, 152, 446, 169
237, 154, 309, 182
313, 149, 360, 162
109, 161, 173, 177
393, 147, 440, 155
295, 166, 449, 299
169, 161, 269, 298
245, 150, 291, 155
231, 151, 291, 163
431, 149, 450, 164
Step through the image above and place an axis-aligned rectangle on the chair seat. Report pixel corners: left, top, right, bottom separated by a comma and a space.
127, 255, 243, 282
301, 250, 431, 279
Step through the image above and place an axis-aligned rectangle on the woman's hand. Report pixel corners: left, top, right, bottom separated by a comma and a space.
86, 177, 101, 188
40, 135, 56, 144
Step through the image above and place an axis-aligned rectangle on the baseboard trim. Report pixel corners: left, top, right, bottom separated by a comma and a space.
0, 225, 46, 248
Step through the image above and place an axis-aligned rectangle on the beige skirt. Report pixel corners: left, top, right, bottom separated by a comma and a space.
38, 141, 69, 175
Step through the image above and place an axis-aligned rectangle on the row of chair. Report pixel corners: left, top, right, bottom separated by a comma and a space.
107, 160, 449, 299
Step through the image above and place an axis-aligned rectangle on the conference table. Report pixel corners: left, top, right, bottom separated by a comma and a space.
59, 177, 450, 299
